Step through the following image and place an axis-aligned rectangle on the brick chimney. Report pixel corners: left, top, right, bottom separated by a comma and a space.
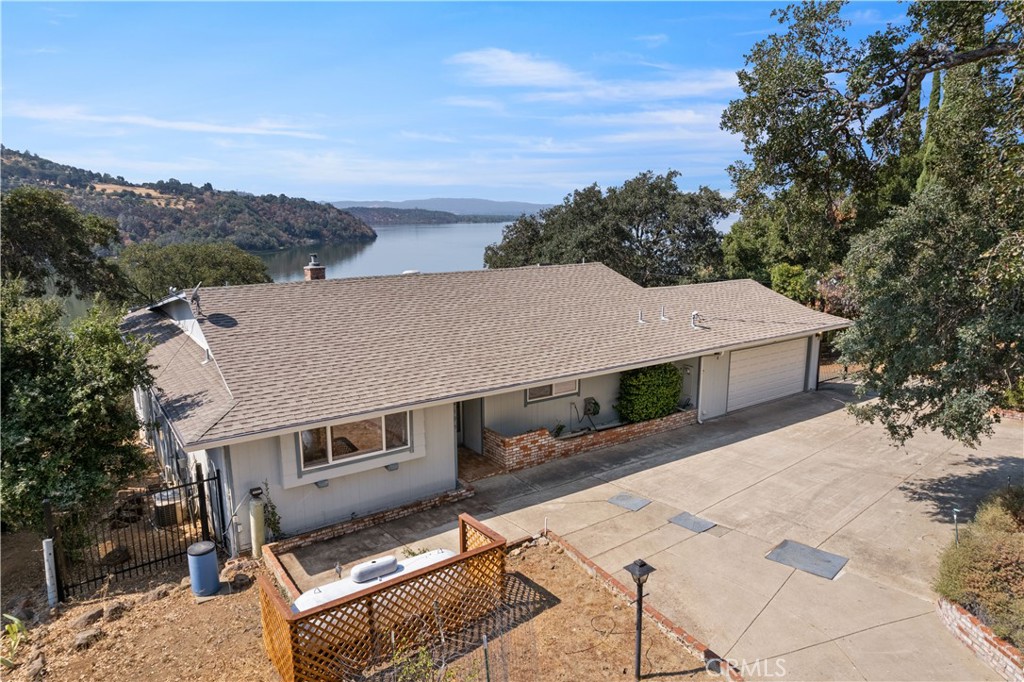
303, 253, 326, 281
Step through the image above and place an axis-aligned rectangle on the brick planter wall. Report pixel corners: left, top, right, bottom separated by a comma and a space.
265, 483, 475, 555
937, 598, 1024, 682
482, 409, 697, 471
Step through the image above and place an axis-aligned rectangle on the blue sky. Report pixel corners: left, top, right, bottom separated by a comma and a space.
2, 2, 897, 204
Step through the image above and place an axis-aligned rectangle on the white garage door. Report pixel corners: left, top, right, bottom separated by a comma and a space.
728, 338, 808, 412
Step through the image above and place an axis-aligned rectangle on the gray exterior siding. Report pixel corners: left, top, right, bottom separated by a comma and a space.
698, 353, 730, 420
806, 334, 821, 391
483, 373, 621, 436
226, 404, 456, 550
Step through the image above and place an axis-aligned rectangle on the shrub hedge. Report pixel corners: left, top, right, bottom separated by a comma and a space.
616, 363, 681, 423
935, 486, 1024, 647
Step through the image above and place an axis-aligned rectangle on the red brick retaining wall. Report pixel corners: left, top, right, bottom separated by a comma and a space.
482, 409, 698, 471
937, 598, 1023, 682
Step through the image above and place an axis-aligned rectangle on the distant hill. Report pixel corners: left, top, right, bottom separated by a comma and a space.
1, 148, 376, 251
332, 198, 550, 216
342, 206, 515, 226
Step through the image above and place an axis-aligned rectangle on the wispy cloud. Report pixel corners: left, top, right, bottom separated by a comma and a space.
561, 106, 742, 153
56, 151, 221, 180
563, 108, 714, 127
399, 130, 458, 144
446, 48, 581, 88
732, 28, 774, 38
471, 134, 593, 155
845, 8, 886, 26
7, 103, 325, 139
447, 48, 737, 104
634, 34, 668, 49
441, 96, 506, 112
524, 70, 738, 104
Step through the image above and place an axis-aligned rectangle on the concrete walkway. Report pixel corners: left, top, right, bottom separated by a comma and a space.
284, 386, 1023, 681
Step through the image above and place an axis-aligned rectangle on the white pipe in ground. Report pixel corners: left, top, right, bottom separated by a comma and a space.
249, 497, 266, 559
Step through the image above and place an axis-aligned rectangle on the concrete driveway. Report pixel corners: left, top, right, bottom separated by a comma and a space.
283, 385, 1023, 681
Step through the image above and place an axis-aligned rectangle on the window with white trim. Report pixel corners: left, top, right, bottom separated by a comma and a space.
300, 411, 410, 470
525, 379, 579, 403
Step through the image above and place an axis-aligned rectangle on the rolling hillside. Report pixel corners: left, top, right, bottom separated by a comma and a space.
1, 148, 376, 250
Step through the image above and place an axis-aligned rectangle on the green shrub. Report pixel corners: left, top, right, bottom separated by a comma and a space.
1005, 379, 1024, 410
616, 363, 681, 423
935, 486, 1024, 647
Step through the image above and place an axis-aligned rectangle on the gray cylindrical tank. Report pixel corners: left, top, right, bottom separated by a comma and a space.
187, 541, 219, 596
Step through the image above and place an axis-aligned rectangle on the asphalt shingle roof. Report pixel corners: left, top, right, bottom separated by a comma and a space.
121, 310, 236, 445
123, 263, 850, 448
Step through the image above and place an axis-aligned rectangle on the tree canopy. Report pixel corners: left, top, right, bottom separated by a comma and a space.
119, 242, 273, 304
0, 281, 154, 530
721, 0, 1022, 445
1, 186, 124, 298
720, 0, 1020, 276
484, 171, 732, 287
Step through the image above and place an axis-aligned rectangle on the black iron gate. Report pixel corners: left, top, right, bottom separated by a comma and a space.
47, 464, 225, 599
818, 329, 859, 385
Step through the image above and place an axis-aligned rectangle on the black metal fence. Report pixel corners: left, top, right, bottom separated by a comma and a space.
818, 329, 861, 385
47, 464, 225, 599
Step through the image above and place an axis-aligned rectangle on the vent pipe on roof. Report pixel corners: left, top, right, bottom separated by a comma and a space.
660, 305, 668, 321
691, 311, 705, 329
638, 310, 646, 324
304, 254, 326, 281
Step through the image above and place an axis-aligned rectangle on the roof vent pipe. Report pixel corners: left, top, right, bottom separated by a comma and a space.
638, 310, 646, 324
691, 311, 704, 329
660, 305, 668, 321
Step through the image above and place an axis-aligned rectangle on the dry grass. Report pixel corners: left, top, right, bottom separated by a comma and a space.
91, 183, 194, 209
2, 540, 712, 681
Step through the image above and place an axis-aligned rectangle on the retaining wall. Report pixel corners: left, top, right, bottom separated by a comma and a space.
937, 598, 1023, 682
482, 409, 698, 471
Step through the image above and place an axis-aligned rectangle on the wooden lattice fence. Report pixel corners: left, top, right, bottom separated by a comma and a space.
259, 514, 506, 682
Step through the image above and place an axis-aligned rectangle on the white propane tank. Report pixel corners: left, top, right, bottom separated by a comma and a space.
249, 495, 265, 559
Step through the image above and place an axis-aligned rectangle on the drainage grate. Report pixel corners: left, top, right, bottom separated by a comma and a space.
607, 493, 651, 512
668, 512, 716, 533
766, 539, 848, 580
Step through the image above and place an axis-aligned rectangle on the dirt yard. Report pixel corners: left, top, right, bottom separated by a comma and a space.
2, 536, 712, 681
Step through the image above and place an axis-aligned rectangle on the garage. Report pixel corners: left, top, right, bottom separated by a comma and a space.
727, 338, 808, 412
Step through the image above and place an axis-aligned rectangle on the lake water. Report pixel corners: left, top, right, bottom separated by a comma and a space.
259, 222, 509, 282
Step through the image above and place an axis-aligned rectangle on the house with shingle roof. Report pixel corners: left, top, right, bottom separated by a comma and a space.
123, 262, 849, 555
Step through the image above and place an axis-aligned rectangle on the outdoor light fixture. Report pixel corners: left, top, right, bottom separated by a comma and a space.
624, 559, 656, 681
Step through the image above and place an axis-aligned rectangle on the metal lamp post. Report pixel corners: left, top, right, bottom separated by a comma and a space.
624, 559, 656, 681
953, 507, 961, 547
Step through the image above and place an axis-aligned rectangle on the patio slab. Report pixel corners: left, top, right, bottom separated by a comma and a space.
269, 388, 1016, 682
562, 500, 680, 559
